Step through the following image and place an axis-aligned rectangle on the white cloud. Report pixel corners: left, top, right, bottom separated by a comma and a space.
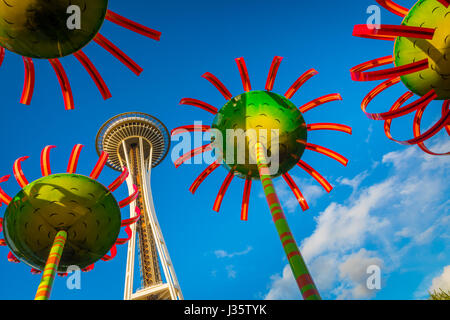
429, 266, 450, 293
214, 246, 252, 259
226, 265, 237, 279
265, 265, 301, 300
265, 140, 450, 300
336, 249, 383, 300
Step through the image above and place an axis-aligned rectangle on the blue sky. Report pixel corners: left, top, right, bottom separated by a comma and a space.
0, 0, 449, 300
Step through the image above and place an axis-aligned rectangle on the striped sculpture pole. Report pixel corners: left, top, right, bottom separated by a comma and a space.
35, 230, 68, 300
255, 142, 321, 300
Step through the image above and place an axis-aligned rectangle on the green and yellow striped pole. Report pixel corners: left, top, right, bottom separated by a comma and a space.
255, 142, 321, 300
35, 230, 67, 300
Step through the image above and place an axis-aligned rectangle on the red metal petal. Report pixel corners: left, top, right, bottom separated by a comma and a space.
284, 69, 318, 99
353, 24, 435, 41
90, 151, 109, 180
0, 175, 12, 206
180, 98, 218, 115
13, 156, 29, 188
121, 206, 142, 227
105, 10, 161, 41
265, 56, 283, 91
94, 33, 143, 76
41, 145, 56, 177
49, 59, 74, 110
73, 50, 112, 100
20, 57, 35, 105
307, 123, 352, 135
282, 173, 309, 211
213, 171, 235, 212
299, 93, 342, 113
297, 160, 333, 193
108, 167, 129, 193
375, 0, 409, 17
67, 144, 84, 174
235, 57, 252, 92
202, 72, 233, 100
174, 143, 213, 168
305, 143, 349, 166
241, 178, 252, 221
119, 184, 139, 208
189, 160, 221, 194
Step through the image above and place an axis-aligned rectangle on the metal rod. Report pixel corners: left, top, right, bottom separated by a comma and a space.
255, 142, 321, 300
34, 230, 67, 300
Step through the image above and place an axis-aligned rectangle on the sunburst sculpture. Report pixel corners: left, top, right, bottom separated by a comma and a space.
172, 56, 352, 300
351, 0, 449, 155
0, 0, 161, 110
0, 144, 140, 300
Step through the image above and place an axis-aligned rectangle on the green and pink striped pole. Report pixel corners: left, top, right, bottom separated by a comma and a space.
34, 230, 67, 300
255, 142, 321, 300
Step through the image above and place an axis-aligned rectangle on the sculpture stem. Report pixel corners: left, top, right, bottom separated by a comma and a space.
255, 143, 321, 300
35, 230, 67, 300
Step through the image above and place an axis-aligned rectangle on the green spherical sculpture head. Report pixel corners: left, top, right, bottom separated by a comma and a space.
2, 173, 121, 272
394, 0, 450, 100
0, 0, 108, 59
212, 90, 307, 180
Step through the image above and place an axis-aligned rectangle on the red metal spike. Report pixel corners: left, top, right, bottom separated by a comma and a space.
119, 184, 139, 208
213, 171, 235, 212
90, 151, 109, 180
0, 175, 12, 206
282, 173, 309, 211
300, 93, 342, 113
20, 57, 35, 105
307, 123, 352, 135
297, 160, 333, 193
13, 156, 29, 188
265, 56, 283, 91
73, 50, 112, 100
179, 98, 218, 115
285, 69, 318, 99
67, 144, 84, 174
49, 59, 74, 110
94, 33, 143, 76
189, 161, 221, 194
241, 178, 252, 221
41, 145, 56, 177
105, 10, 161, 41
202, 72, 233, 100
108, 167, 129, 193
174, 143, 213, 168
353, 24, 435, 41
375, 0, 409, 17
305, 143, 349, 166
235, 57, 252, 92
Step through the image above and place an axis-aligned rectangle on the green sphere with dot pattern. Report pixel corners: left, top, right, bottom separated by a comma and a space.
394, 0, 450, 100
0, 0, 108, 59
2, 173, 121, 272
212, 91, 307, 180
